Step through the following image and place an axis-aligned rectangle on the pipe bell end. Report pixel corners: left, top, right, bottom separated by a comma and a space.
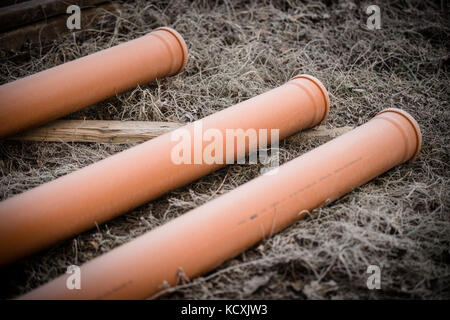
155, 27, 189, 74
376, 108, 422, 160
291, 74, 330, 125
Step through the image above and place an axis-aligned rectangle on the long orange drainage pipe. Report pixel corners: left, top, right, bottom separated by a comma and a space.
0, 27, 188, 138
19, 108, 421, 300
0, 74, 330, 266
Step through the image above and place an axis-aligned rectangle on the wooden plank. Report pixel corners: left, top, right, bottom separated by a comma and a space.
9, 120, 184, 143
0, 2, 120, 51
0, 0, 107, 32
8, 120, 354, 144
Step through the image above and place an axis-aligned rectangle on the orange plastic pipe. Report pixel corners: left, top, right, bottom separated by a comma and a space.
0, 27, 188, 138
0, 74, 330, 266
19, 108, 421, 300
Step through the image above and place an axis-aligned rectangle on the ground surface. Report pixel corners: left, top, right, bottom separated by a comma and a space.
0, 0, 449, 299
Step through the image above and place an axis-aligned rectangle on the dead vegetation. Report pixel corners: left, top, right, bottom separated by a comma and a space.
0, 0, 449, 299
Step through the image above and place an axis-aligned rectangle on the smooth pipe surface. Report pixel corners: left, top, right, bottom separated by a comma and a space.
0, 74, 330, 265
0, 27, 188, 138
19, 108, 421, 300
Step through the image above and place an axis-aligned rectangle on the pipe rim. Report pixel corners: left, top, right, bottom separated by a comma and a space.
155, 27, 189, 74
376, 108, 422, 160
290, 74, 330, 125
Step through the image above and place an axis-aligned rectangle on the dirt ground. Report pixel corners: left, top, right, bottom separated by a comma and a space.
0, 0, 449, 299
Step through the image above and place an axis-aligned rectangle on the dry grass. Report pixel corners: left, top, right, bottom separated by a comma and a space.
0, 0, 449, 299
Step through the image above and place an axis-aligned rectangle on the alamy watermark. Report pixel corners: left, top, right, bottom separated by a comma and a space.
170, 120, 280, 174
366, 5, 381, 30
366, 265, 381, 290
66, 265, 81, 290
66, 5, 81, 30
